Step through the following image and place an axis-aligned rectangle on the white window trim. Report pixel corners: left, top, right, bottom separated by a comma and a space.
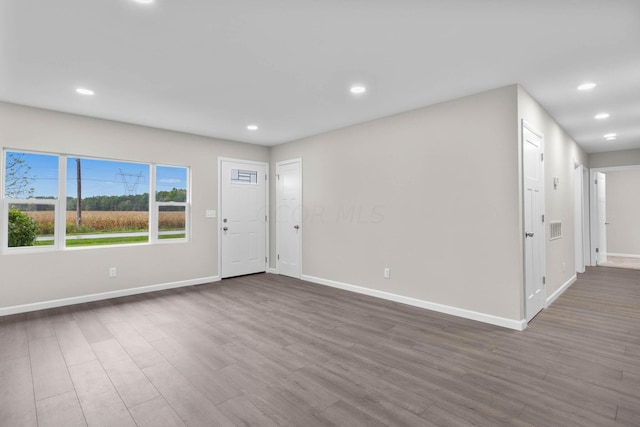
2, 148, 191, 252
153, 164, 190, 244
2, 150, 63, 253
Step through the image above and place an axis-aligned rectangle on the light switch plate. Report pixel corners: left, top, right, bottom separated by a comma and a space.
206, 210, 216, 218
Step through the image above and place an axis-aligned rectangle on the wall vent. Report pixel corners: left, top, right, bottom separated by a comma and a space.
550, 221, 562, 240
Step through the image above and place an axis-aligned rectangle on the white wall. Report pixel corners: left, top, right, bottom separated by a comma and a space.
0, 102, 268, 311
517, 87, 588, 302
589, 149, 640, 168
1, 85, 587, 327
271, 86, 524, 323
605, 169, 640, 256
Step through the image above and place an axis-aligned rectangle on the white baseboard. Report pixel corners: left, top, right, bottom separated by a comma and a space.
301, 274, 526, 331
608, 253, 640, 259
0, 276, 221, 317
546, 274, 577, 307
267, 267, 278, 274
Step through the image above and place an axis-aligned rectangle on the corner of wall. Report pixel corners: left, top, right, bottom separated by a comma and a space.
516, 86, 588, 306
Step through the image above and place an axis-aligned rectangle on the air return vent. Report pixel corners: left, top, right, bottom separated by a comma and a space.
550, 221, 562, 240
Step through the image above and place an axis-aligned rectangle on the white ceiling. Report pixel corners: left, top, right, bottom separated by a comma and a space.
1, 0, 638, 153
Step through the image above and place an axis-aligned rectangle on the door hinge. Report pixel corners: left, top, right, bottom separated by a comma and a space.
277, 254, 280, 260
595, 179, 598, 184
542, 214, 545, 223
596, 248, 599, 253
541, 153, 544, 162
542, 276, 546, 285
276, 174, 280, 180
265, 174, 268, 181
265, 257, 267, 263
265, 215, 267, 222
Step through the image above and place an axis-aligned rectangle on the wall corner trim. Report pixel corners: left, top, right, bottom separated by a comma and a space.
545, 274, 577, 307
300, 274, 526, 331
0, 275, 221, 317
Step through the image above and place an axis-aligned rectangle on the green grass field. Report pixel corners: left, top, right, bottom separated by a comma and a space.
33, 233, 186, 247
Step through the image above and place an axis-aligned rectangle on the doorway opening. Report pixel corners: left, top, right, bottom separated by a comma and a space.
589, 165, 640, 271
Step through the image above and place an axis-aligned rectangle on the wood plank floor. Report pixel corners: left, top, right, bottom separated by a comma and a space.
1, 266, 639, 426
600, 256, 640, 270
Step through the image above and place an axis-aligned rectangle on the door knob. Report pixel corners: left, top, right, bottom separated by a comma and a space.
223, 227, 228, 231
294, 225, 300, 230
525, 232, 534, 238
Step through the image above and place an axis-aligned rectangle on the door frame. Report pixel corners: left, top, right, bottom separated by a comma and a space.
588, 165, 640, 266
217, 157, 269, 278
592, 171, 608, 265
521, 120, 546, 322
275, 158, 303, 278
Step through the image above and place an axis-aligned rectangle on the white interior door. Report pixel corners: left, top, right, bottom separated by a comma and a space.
583, 167, 591, 266
596, 172, 607, 265
220, 160, 267, 278
523, 122, 546, 322
574, 164, 585, 273
276, 159, 302, 278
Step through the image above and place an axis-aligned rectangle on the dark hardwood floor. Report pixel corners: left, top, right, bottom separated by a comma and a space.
1, 266, 639, 426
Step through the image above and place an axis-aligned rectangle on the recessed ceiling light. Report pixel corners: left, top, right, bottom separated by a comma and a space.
604, 133, 617, 140
134, 0, 154, 4
577, 82, 596, 91
350, 85, 367, 94
606, 137, 617, 141
594, 113, 610, 120
75, 88, 94, 96
247, 125, 258, 131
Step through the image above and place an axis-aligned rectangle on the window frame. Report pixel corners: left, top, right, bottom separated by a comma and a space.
64, 155, 152, 248
1, 148, 191, 253
151, 164, 191, 244
1, 150, 64, 253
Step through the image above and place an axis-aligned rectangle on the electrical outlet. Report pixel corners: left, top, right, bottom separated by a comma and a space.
562, 262, 566, 272
384, 268, 390, 279
109, 267, 117, 278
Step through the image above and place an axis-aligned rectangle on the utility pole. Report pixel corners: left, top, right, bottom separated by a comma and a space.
76, 158, 82, 227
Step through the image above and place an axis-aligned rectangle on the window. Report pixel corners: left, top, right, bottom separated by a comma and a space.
231, 168, 257, 184
155, 165, 188, 241
1, 149, 190, 251
3, 151, 59, 248
66, 157, 150, 247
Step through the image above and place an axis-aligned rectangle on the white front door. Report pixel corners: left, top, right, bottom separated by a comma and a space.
523, 122, 546, 322
220, 159, 267, 278
596, 172, 608, 265
276, 159, 302, 278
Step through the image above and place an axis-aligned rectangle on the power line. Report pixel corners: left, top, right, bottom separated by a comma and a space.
117, 169, 144, 195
